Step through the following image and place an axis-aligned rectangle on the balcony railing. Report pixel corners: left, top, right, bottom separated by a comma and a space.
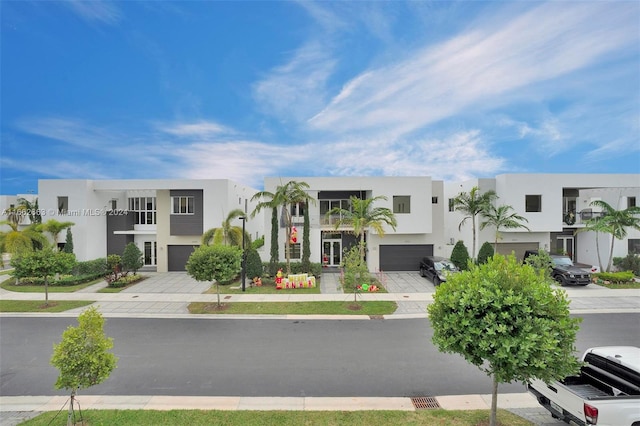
289, 214, 353, 229
563, 209, 606, 226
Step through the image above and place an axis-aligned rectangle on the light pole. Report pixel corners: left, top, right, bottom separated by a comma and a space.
240, 216, 246, 292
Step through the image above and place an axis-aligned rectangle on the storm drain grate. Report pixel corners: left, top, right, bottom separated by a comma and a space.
411, 396, 440, 410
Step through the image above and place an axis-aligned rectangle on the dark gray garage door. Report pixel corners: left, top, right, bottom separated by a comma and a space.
496, 242, 539, 261
168, 245, 198, 271
379, 244, 433, 271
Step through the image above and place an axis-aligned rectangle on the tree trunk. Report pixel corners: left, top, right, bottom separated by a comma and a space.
472, 216, 477, 260
67, 388, 76, 426
607, 234, 615, 272
216, 282, 220, 307
44, 276, 49, 307
490, 373, 498, 426
595, 232, 604, 272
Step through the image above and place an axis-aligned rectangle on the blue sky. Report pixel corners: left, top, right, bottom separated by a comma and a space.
1, 1, 639, 195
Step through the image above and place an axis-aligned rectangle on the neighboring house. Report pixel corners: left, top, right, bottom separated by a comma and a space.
1, 174, 638, 272
263, 176, 441, 272
35, 179, 262, 272
444, 174, 640, 267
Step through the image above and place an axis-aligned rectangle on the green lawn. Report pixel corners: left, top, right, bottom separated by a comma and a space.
0, 300, 94, 312
595, 280, 640, 289
0, 277, 103, 293
189, 301, 397, 315
21, 408, 532, 426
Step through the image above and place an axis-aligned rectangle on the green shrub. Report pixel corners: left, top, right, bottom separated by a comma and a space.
122, 243, 143, 273
109, 273, 143, 288
450, 241, 470, 270
613, 254, 640, 276
251, 236, 264, 250
245, 248, 263, 279
340, 243, 369, 293
524, 249, 554, 282
594, 271, 635, 283
74, 258, 108, 276
477, 242, 494, 264
262, 262, 322, 278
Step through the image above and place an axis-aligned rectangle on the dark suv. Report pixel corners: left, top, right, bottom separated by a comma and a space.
419, 256, 459, 286
523, 250, 591, 286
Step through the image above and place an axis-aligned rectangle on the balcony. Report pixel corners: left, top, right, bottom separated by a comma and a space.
289, 214, 353, 230
563, 209, 606, 226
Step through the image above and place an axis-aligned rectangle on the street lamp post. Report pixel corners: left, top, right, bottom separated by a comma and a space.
240, 216, 246, 292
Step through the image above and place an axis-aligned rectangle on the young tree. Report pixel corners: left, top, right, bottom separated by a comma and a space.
51, 307, 117, 426
39, 219, 75, 250
301, 203, 311, 273
121, 242, 143, 274
186, 245, 241, 307
251, 180, 316, 274
450, 240, 470, 271
480, 204, 530, 252
327, 195, 397, 263
476, 241, 494, 264
428, 255, 581, 426
201, 209, 249, 247
63, 228, 74, 254
11, 248, 76, 306
453, 186, 497, 260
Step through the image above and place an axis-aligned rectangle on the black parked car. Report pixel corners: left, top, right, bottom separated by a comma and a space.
419, 256, 459, 286
523, 250, 591, 286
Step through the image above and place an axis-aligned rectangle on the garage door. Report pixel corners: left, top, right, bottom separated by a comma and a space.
379, 245, 433, 271
495, 242, 539, 261
168, 245, 198, 271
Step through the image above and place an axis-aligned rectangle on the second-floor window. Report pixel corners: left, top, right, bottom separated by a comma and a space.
290, 202, 306, 217
628, 196, 637, 208
525, 195, 542, 212
393, 196, 410, 214
172, 196, 194, 214
57, 196, 68, 214
128, 197, 156, 225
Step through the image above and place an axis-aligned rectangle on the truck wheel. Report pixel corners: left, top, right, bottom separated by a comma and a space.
420, 267, 425, 277
433, 277, 440, 286
555, 275, 567, 286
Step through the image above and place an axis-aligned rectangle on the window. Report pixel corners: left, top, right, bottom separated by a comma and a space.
128, 197, 156, 225
290, 202, 306, 217
110, 199, 118, 210
172, 196, 194, 214
285, 243, 301, 259
628, 197, 637, 208
629, 239, 640, 255
525, 195, 542, 212
432, 197, 438, 204
448, 198, 455, 212
57, 196, 68, 214
393, 196, 411, 214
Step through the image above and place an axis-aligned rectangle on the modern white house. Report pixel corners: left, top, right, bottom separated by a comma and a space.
1, 174, 638, 273
34, 179, 263, 272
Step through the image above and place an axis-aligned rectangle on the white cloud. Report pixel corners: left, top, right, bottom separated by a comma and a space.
309, 2, 638, 139
63, 0, 121, 25
158, 121, 233, 138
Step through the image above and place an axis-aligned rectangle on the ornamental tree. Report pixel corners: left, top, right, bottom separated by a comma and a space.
186, 244, 241, 307
63, 228, 74, 254
51, 307, 117, 426
11, 248, 76, 306
428, 254, 581, 426
450, 240, 470, 270
121, 242, 143, 274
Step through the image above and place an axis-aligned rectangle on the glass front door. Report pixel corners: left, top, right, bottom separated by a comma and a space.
556, 236, 574, 260
322, 239, 342, 267
144, 241, 157, 266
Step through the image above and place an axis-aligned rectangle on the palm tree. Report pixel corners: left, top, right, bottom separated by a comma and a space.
453, 186, 497, 259
0, 221, 48, 257
587, 200, 640, 272
251, 180, 316, 274
3, 206, 24, 227
17, 197, 42, 224
201, 209, 249, 248
574, 215, 611, 273
480, 204, 530, 252
327, 195, 397, 263
38, 219, 75, 250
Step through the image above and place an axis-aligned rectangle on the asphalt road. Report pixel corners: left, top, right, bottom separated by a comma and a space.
1, 314, 638, 397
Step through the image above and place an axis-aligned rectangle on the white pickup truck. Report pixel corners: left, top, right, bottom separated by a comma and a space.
527, 346, 640, 426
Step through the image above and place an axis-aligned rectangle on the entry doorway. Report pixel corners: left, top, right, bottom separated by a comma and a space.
556, 236, 574, 260
322, 237, 342, 267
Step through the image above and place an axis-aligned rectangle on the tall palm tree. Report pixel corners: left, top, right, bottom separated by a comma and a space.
251, 180, 316, 274
480, 204, 530, 252
201, 209, 249, 247
453, 186, 497, 259
587, 200, 640, 272
327, 195, 397, 263
3, 206, 24, 227
574, 215, 611, 273
38, 219, 75, 250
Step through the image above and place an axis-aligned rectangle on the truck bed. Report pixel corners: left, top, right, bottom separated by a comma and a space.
565, 383, 609, 399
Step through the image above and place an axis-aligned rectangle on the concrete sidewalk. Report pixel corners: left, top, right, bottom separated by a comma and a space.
0, 392, 560, 426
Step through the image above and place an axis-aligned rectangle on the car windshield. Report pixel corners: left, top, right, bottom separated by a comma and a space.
435, 261, 458, 272
552, 257, 574, 266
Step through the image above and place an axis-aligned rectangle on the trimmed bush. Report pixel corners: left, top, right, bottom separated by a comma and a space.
74, 258, 108, 276
108, 273, 143, 288
262, 262, 323, 278
122, 243, 143, 273
477, 242, 494, 264
613, 254, 640, 276
450, 241, 471, 270
245, 248, 263, 279
594, 271, 635, 284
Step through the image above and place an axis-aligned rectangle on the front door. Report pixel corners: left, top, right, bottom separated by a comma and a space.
556, 236, 574, 260
144, 241, 157, 266
322, 239, 342, 267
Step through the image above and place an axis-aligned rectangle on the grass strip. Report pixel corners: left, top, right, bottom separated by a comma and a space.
0, 300, 94, 312
21, 408, 532, 426
595, 281, 640, 289
188, 301, 397, 315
